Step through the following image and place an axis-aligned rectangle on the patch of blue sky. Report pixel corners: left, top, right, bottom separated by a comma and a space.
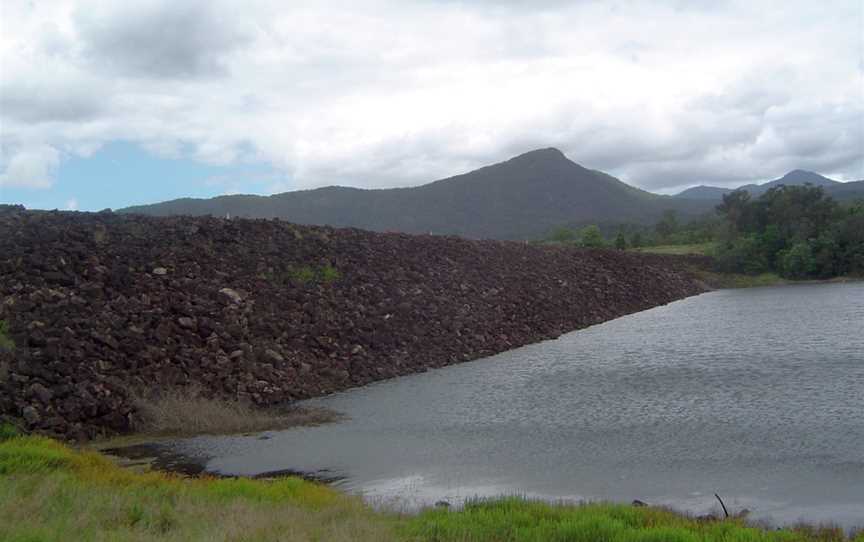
0, 141, 289, 211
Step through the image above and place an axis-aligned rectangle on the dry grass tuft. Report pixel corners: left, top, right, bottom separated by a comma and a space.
132, 387, 341, 437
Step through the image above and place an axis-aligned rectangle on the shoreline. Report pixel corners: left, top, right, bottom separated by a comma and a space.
692, 268, 862, 290
2, 432, 860, 541
96, 435, 863, 532
1, 209, 708, 441
88, 281, 856, 536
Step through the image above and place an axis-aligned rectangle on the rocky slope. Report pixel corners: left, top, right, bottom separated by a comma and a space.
0, 207, 709, 440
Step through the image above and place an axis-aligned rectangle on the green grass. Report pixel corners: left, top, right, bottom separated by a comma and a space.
287, 265, 317, 284
0, 435, 395, 541
282, 264, 342, 285
633, 242, 715, 256
404, 497, 860, 542
693, 269, 862, 289
0, 436, 860, 541
0, 319, 14, 350
693, 270, 788, 288
319, 264, 342, 284
0, 422, 21, 441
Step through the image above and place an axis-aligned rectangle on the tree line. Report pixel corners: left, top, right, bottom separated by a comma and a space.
713, 185, 864, 278
542, 185, 864, 279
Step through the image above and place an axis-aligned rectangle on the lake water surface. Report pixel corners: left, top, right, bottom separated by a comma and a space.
163, 283, 864, 527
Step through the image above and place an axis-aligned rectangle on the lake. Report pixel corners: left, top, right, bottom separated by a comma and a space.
156, 282, 864, 527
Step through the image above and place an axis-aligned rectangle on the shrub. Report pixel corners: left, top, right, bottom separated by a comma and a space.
283, 264, 342, 286
578, 225, 606, 248
713, 236, 769, 274
287, 265, 316, 284
319, 264, 341, 284
547, 227, 577, 243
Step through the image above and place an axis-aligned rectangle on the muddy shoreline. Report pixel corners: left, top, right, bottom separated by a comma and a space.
102, 439, 346, 485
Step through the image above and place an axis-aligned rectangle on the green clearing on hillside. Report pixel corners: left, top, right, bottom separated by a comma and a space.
633, 242, 715, 256
0, 429, 859, 542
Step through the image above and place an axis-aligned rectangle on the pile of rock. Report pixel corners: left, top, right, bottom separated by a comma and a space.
0, 208, 708, 440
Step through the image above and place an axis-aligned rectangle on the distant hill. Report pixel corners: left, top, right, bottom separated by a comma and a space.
825, 180, 864, 200
674, 185, 734, 200
121, 148, 708, 240
674, 170, 863, 202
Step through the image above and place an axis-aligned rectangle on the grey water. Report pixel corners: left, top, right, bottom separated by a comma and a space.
164, 283, 864, 527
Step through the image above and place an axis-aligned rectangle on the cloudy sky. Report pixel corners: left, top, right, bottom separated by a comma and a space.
1, 0, 862, 211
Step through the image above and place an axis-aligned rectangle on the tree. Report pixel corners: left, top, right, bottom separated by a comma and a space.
578, 225, 605, 248
614, 230, 627, 250
759, 185, 836, 243
833, 204, 864, 275
630, 232, 643, 248
713, 185, 848, 279
779, 242, 816, 279
754, 224, 784, 268
714, 235, 769, 274
654, 210, 679, 242
716, 190, 752, 236
547, 226, 576, 243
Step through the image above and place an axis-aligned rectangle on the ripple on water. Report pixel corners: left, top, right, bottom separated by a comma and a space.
165, 283, 864, 527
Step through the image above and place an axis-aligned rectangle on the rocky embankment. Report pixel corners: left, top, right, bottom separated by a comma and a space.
0, 207, 709, 440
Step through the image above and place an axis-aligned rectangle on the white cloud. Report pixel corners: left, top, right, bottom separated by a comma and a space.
0, 144, 61, 189
65, 197, 79, 210
0, 0, 861, 196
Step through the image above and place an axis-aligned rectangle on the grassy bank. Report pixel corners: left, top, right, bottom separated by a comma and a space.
1, 428, 860, 542
691, 269, 862, 289
692, 270, 788, 288
632, 243, 791, 288
0, 430, 395, 541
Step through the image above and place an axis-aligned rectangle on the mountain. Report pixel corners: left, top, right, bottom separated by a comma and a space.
121, 148, 708, 240
825, 180, 864, 199
674, 170, 863, 202
737, 169, 840, 195
674, 185, 735, 200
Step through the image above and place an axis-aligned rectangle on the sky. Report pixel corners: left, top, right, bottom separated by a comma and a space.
1, 0, 862, 211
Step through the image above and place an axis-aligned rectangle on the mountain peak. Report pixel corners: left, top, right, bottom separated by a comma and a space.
510, 147, 567, 161
773, 169, 838, 186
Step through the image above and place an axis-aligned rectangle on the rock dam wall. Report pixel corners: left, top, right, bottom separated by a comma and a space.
0, 208, 708, 440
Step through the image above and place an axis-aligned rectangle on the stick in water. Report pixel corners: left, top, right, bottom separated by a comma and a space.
714, 493, 729, 518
